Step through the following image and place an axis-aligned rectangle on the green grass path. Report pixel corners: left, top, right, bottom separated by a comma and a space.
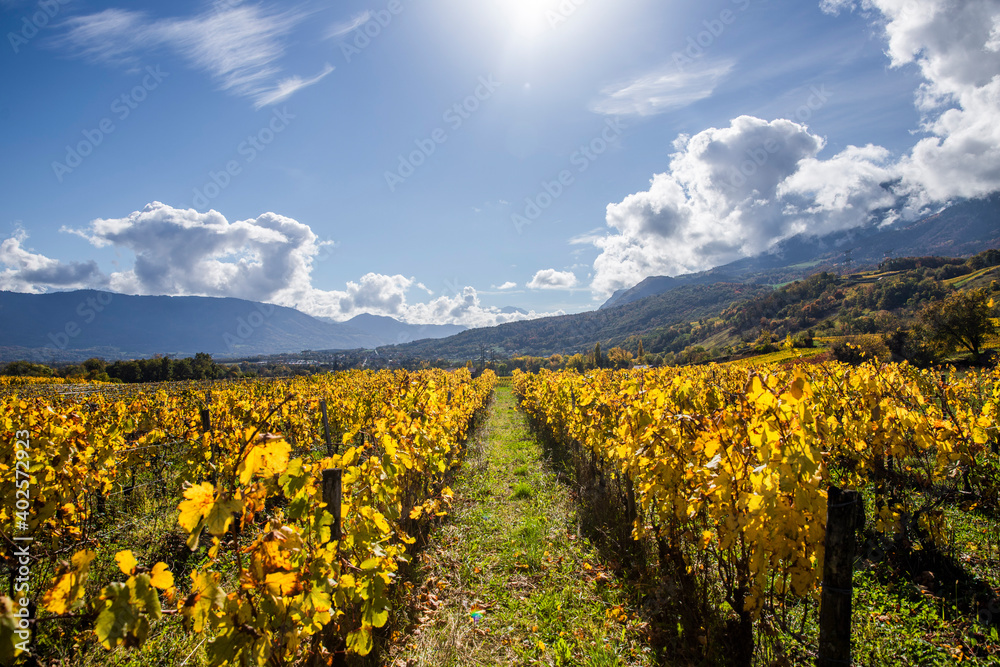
384, 387, 656, 667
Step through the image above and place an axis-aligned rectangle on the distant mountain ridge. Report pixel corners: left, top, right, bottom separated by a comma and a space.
339, 313, 465, 345
3, 197, 995, 366
0, 291, 463, 363
388, 282, 770, 360
601, 195, 1000, 309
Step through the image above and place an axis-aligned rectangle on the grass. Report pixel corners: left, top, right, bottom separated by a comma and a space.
512, 481, 534, 499
31, 498, 212, 667
761, 471, 1000, 665
382, 387, 656, 667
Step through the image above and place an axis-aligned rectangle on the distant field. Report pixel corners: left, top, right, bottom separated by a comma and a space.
727, 345, 829, 366
946, 265, 998, 288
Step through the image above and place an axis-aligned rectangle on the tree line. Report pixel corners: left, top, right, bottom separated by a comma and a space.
1, 353, 238, 382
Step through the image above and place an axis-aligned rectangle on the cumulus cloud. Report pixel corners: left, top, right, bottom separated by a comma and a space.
821, 0, 1000, 202
777, 144, 898, 231
51, 4, 329, 107
63, 202, 323, 304
495, 281, 517, 290
527, 269, 578, 289
589, 60, 734, 117
589, 0, 1000, 294
590, 116, 896, 293
0, 230, 105, 293
3, 203, 553, 328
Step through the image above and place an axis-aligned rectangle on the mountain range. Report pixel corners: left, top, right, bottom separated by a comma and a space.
1, 196, 997, 366
0, 291, 463, 363
601, 195, 1000, 309
387, 195, 1000, 360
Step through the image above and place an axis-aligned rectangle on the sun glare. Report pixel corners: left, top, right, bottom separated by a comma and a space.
499, 0, 553, 39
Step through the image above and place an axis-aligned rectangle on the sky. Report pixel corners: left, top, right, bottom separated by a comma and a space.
1, 0, 999, 327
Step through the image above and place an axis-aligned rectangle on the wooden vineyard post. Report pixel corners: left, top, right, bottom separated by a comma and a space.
322, 468, 343, 548
320, 468, 345, 667
817, 487, 864, 667
320, 399, 334, 456
200, 405, 216, 486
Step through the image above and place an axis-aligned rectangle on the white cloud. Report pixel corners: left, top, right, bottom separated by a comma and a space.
62, 202, 322, 303
5, 203, 557, 328
823, 0, 1000, 203
0, 230, 104, 293
589, 116, 898, 294
253, 63, 335, 109
52, 4, 328, 107
496, 281, 517, 290
527, 269, 578, 289
589, 0, 1000, 294
589, 60, 734, 117
777, 143, 897, 231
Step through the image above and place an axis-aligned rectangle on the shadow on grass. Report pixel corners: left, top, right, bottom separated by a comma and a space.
527, 414, 741, 667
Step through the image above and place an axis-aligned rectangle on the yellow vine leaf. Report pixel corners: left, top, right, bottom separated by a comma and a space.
178, 483, 215, 533
150, 563, 174, 590
239, 437, 291, 485
114, 550, 137, 576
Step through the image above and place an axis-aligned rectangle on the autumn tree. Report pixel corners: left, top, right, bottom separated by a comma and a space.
566, 353, 587, 372
607, 346, 634, 369
920, 288, 998, 363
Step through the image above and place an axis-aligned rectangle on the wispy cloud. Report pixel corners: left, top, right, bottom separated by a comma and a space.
589, 60, 735, 117
253, 63, 335, 109
326, 11, 372, 39
51, 4, 327, 107
568, 227, 606, 245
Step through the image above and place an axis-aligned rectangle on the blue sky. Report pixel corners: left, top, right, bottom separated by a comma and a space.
1, 0, 998, 326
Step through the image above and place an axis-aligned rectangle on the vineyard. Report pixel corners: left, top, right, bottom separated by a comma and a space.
1, 369, 496, 665
513, 361, 1000, 664
1, 360, 999, 665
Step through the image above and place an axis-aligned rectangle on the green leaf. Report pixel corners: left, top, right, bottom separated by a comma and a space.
346, 625, 373, 656
94, 583, 136, 649
0, 598, 23, 665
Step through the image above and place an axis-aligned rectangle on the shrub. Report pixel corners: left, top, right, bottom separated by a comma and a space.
830, 335, 891, 365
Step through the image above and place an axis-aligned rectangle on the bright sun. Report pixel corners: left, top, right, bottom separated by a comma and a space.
499, 0, 552, 39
